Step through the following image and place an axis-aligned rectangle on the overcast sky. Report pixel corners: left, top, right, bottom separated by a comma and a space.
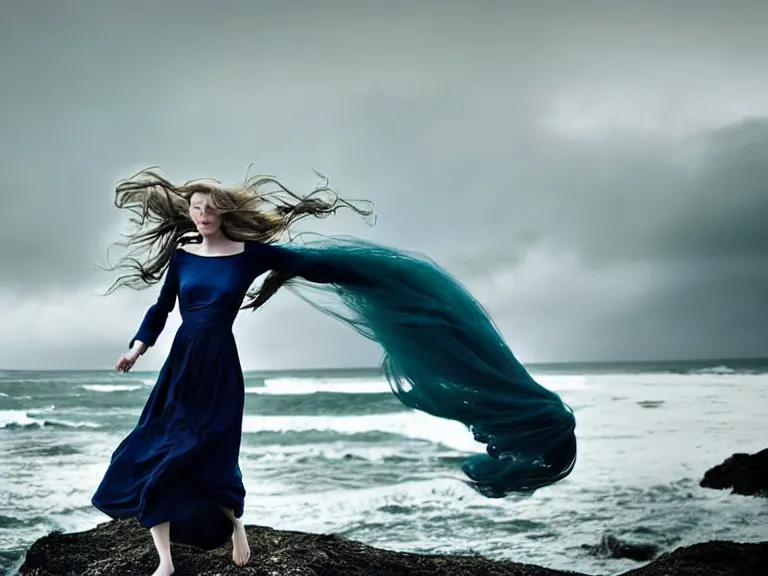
1, 1, 767, 370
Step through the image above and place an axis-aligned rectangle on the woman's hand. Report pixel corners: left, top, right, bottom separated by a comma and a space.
116, 343, 145, 372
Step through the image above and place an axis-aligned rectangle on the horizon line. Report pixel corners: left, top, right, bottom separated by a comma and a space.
2, 355, 767, 373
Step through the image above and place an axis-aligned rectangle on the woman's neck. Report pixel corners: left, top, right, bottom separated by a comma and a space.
199, 231, 232, 251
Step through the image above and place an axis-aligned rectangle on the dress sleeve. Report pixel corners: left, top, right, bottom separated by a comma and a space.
128, 254, 179, 349
242, 241, 313, 280
243, 240, 367, 286
258, 242, 341, 284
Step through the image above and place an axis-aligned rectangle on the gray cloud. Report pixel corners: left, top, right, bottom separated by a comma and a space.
1, 1, 767, 369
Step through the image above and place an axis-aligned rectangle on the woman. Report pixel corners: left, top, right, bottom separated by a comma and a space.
93, 168, 577, 576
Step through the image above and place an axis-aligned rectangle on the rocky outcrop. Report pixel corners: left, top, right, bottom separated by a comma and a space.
618, 540, 768, 576
17, 518, 768, 576
700, 447, 768, 496
17, 519, 582, 576
582, 533, 659, 562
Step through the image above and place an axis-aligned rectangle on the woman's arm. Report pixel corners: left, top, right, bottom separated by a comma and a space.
242, 240, 371, 311
128, 255, 180, 352
258, 242, 360, 284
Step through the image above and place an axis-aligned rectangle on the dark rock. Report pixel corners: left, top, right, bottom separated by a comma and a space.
619, 540, 768, 576
636, 401, 664, 409
18, 519, 583, 576
700, 447, 768, 496
16, 518, 768, 576
582, 533, 659, 562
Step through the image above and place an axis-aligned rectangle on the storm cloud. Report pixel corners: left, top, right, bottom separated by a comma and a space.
1, 1, 767, 369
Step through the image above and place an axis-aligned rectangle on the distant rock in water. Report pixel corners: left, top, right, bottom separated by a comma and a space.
17, 518, 768, 576
583, 533, 659, 562
700, 447, 768, 497
636, 400, 664, 409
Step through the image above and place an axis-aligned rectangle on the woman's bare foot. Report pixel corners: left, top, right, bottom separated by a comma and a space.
151, 561, 174, 576
149, 522, 174, 576
231, 519, 251, 567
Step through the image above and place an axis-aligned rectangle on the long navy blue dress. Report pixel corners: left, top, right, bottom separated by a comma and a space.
92, 240, 303, 549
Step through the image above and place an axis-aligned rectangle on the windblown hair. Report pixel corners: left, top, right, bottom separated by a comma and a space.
104, 167, 374, 309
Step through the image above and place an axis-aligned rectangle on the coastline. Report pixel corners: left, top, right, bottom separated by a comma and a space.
16, 518, 768, 576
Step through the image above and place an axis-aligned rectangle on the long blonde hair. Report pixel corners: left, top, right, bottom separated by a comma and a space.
105, 167, 374, 307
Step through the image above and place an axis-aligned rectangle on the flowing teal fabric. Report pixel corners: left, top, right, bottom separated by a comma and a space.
271, 237, 577, 496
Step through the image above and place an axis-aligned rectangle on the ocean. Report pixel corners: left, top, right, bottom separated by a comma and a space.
1, 359, 767, 576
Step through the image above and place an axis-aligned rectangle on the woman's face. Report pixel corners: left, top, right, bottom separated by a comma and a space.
189, 192, 222, 237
